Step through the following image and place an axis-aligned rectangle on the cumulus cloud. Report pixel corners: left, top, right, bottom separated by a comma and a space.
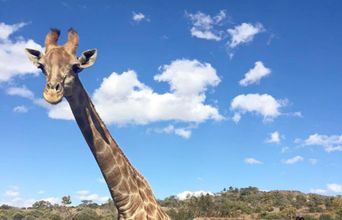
150, 125, 192, 139
266, 131, 281, 144
176, 190, 214, 200
5, 189, 19, 197
47, 100, 73, 120
0, 22, 42, 82
132, 12, 149, 23
41, 197, 60, 205
0, 197, 36, 208
6, 86, 34, 99
244, 158, 263, 165
92, 60, 222, 125
230, 93, 286, 122
13, 105, 28, 113
310, 188, 327, 194
75, 190, 109, 203
227, 22, 264, 48
298, 133, 342, 153
327, 183, 342, 193
186, 10, 226, 41
283, 155, 304, 165
95, 61, 221, 125
239, 61, 271, 86
0, 22, 26, 40
311, 183, 342, 195
1, 187, 34, 207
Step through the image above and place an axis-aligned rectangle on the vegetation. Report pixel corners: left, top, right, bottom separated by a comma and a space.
0, 187, 341, 219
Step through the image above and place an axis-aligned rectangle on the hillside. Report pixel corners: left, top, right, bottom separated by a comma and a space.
1, 187, 342, 219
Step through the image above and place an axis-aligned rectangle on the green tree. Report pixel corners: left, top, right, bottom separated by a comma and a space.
62, 195, 72, 206
31, 200, 52, 210
81, 200, 93, 206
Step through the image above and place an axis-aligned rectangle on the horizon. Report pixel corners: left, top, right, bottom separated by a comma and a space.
0, 0, 341, 208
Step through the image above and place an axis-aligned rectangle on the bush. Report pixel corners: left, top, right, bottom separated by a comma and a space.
319, 214, 333, 220
72, 208, 101, 220
49, 214, 62, 220
12, 212, 24, 220
302, 215, 317, 220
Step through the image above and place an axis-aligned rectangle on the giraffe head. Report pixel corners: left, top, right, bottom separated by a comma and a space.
25, 28, 97, 104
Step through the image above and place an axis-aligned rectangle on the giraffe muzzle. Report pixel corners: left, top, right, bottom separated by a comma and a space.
43, 82, 64, 104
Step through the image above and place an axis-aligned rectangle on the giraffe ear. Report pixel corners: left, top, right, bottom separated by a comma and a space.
78, 49, 97, 69
25, 48, 42, 67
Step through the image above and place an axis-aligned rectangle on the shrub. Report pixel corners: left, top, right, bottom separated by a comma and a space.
72, 208, 101, 220
319, 214, 334, 220
12, 212, 24, 220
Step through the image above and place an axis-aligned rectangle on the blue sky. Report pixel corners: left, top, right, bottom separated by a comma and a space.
0, 0, 342, 206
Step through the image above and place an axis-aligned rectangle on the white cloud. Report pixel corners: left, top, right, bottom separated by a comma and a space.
0, 22, 26, 40
239, 61, 271, 86
6, 86, 34, 99
176, 190, 214, 200
311, 183, 342, 195
13, 105, 28, 113
1, 187, 35, 207
244, 158, 263, 165
231, 112, 241, 123
0, 22, 42, 82
47, 100, 73, 120
41, 197, 60, 205
186, 10, 226, 41
230, 93, 285, 122
0, 197, 36, 208
1, 187, 61, 207
0, 196, 60, 207
300, 133, 342, 153
327, 183, 342, 193
75, 190, 109, 203
154, 59, 220, 96
90, 59, 223, 125
283, 155, 304, 164
310, 188, 327, 194
151, 125, 192, 139
132, 12, 149, 23
227, 22, 264, 48
266, 131, 281, 144
5, 190, 19, 197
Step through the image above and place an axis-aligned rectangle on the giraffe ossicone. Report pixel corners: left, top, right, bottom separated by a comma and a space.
25, 28, 171, 220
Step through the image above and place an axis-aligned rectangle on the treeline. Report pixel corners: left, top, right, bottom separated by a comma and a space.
161, 187, 342, 220
1, 187, 342, 219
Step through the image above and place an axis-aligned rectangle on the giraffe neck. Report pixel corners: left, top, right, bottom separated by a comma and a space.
65, 78, 170, 219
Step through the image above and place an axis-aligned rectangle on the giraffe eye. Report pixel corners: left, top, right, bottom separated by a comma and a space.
38, 63, 47, 75
72, 64, 81, 73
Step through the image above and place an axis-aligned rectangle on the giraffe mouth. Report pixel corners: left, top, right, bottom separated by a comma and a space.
43, 87, 64, 105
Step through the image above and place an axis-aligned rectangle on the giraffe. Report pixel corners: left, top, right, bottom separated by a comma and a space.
25, 28, 171, 220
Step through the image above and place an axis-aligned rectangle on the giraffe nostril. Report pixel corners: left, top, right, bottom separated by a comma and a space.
55, 83, 61, 92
